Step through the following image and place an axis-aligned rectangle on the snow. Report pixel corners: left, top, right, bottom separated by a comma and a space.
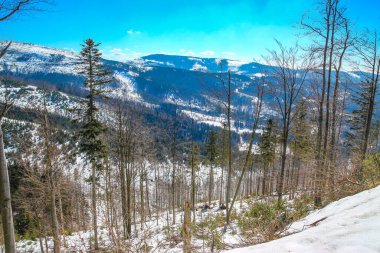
191, 62, 208, 72
347, 72, 361, 79
111, 71, 142, 102
253, 73, 265, 78
0, 41, 79, 75
225, 185, 380, 253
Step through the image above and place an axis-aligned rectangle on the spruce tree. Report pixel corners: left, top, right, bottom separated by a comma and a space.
259, 119, 276, 195
290, 100, 313, 193
77, 38, 112, 250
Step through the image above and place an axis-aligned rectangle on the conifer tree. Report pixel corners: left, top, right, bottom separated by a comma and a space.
290, 100, 313, 192
77, 38, 112, 250
259, 119, 276, 195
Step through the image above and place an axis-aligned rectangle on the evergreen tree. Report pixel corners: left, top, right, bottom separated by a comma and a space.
290, 100, 313, 193
347, 80, 371, 154
77, 38, 112, 250
291, 101, 313, 161
259, 118, 276, 195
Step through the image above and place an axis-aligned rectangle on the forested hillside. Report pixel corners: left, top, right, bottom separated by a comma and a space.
0, 0, 379, 252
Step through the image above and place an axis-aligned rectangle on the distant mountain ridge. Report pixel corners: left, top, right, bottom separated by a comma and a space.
0, 41, 366, 137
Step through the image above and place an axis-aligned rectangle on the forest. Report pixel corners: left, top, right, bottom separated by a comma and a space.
0, 0, 379, 252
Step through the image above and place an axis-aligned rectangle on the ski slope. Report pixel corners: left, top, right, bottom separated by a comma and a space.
225, 185, 380, 253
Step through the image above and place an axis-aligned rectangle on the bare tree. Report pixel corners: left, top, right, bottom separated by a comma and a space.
355, 30, 380, 174
301, 0, 346, 207
226, 84, 264, 225
40, 95, 61, 253
0, 2, 46, 252
329, 17, 351, 191
264, 41, 313, 206
0, 83, 17, 253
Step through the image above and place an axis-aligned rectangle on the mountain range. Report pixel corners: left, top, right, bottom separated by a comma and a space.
0, 41, 365, 140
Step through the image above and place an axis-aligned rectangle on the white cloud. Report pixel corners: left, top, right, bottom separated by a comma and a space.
184, 50, 196, 56
106, 48, 129, 61
200, 50, 215, 56
127, 29, 142, 35
131, 52, 143, 57
222, 51, 236, 56
110, 48, 123, 53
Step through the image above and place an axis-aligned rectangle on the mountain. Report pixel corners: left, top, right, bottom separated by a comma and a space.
0, 41, 366, 138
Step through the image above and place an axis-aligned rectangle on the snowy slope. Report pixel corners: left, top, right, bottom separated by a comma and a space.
225, 186, 380, 253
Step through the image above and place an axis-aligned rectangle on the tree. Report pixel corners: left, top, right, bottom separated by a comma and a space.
289, 100, 313, 196
259, 118, 276, 196
355, 30, 380, 172
76, 38, 112, 250
209, 61, 234, 224
265, 41, 313, 206
190, 141, 200, 218
206, 130, 218, 206
0, 2, 45, 252
329, 17, 351, 191
226, 85, 263, 224
183, 201, 191, 253
0, 84, 17, 253
302, 0, 347, 207
40, 95, 61, 253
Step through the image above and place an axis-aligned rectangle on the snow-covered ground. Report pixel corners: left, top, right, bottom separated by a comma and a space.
225, 185, 380, 253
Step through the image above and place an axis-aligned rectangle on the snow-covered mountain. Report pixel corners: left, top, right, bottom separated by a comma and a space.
0, 41, 364, 136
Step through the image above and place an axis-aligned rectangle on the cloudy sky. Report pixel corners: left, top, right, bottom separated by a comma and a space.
0, 0, 379, 62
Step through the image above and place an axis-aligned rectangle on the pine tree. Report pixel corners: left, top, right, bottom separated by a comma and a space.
347, 80, 372, 155
290, 100, 313, 194
259, 119, 276, 195
77, 38, 112, 250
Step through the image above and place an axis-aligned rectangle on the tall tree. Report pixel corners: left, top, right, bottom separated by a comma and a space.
265, 41, 313, 206
77, 38, 112, 250
206, 130, 218, 206
329, 17, 351, 190
226, 85, 263, 223
259, 118, 276, 196
355, 30, 380, 169
40, 96, 61, 253
0, 82, 17, 253
0, 2, 44, 252
301, 0, 344, 207
290, 100, 313, 195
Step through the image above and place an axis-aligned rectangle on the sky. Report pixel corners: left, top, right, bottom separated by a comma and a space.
0, 0, 379, 62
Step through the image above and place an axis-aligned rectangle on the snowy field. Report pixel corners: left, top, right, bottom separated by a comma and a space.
225, 185, 380, 253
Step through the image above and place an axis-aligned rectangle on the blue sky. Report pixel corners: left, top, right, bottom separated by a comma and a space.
0, 0, 379, 62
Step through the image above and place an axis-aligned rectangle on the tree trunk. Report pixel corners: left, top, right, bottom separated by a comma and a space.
226, 71, 233, 225
183, 201, 191, 253
91, 163, 99, 250
277, 128, 289, 205
0, 124, 16, 253
208, 165, 214, 206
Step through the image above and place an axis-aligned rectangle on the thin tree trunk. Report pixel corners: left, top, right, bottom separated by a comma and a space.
91, 162, 99, 250
183, 201, 191, 253
0, 124, 16, 253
